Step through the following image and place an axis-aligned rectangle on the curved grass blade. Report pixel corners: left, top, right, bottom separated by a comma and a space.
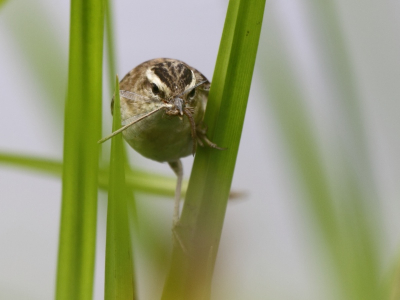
104, 76, 136, 299
162, 0, 266, 299
55, 0, 104, 298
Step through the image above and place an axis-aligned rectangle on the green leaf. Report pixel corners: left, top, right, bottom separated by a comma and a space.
0, 153, 62, 177
104, 76, 136, 299
55, 0, 104, 299
162, 1, 266, 299
0, 152, 186, 197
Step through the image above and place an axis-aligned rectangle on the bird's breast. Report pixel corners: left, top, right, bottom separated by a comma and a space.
122, 109, 194, 162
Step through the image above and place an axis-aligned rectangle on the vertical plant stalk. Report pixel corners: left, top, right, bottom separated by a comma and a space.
162, 0, 266, 299
104, 77, 136, 300
56, 0, 104, 299
103, 0, 139, 259
103, 0, 138, 225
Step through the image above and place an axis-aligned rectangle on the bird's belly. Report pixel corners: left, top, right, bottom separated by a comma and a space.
122, 110, 193, 162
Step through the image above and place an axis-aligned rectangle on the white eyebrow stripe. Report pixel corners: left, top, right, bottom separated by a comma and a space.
188, 69, 196, 89
146, 68, 169, 91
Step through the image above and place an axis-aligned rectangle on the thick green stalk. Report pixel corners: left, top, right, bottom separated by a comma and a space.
162, 1, 266, 299
104, 77, 136, 299
55, 0, 104, 299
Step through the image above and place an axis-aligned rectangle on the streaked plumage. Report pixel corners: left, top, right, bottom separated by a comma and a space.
114, 58, 210, 162
102, 58, 222, 236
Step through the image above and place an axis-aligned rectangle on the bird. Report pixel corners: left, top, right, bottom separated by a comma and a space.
99, 58, 223, 230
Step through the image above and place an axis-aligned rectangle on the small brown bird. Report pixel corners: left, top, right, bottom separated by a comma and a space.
99, 58, 222, 228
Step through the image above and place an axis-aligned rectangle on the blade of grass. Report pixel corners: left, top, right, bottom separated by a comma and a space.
103, 0, 139, 231
55, 0, 104, 299
162, 1, 266, 299
0, 153, 63, 177
0, 152, 187, 197
104, 76, 136, 299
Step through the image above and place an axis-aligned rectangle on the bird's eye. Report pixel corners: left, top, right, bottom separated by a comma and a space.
188, 88, 196, 99
151, 83, 160, 95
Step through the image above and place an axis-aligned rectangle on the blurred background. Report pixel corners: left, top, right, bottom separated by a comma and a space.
1, 0, 399, 299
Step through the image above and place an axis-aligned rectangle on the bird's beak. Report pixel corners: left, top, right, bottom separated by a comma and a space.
174, 97, 184, 116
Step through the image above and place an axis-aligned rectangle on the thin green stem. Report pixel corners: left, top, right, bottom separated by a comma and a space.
0, 153, 185, 197
104, 77, 136, 299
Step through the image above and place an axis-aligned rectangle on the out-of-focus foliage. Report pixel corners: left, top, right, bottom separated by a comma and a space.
0, 153, 185, 197
0, 0, 8, 8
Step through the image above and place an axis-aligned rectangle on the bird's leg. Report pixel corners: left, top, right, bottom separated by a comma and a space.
168, 160, 188, 253
168, 159, 183, 227
196, 122, 226, 150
